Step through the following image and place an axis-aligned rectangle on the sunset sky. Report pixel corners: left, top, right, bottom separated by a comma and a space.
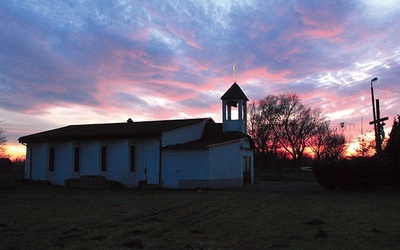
1, 0, 399, 158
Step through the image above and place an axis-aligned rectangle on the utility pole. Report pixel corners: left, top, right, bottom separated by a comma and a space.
369, 99, 388, 156
370, 77, 378, 153
376, 99, 382, 155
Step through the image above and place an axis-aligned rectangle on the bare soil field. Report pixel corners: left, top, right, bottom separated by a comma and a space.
1, 182, 399, 249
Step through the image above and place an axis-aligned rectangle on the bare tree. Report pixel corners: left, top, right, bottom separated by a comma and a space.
271, 94, 323, 166
248, 100, 285, 177
248, 102, 277, 167
0, 127, 7, 158
250, 94, 330, 167
308, 120, 331, 160
321, 132, 347, 160
352, 132, 375, 158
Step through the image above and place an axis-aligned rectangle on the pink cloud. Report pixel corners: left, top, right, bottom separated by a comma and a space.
288, 3, 346, 42
166, 25, 203, 50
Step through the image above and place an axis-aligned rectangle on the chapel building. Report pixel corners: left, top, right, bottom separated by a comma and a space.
19, 82, 254, 189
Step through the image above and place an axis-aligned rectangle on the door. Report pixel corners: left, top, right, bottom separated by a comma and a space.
243, 156, 251, 184
163, 155, 179, 188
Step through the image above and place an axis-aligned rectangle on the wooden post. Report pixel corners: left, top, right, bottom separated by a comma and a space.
376, 99, 382, 155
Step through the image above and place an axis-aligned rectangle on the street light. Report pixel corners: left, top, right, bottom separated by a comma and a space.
370, 77, 378, 153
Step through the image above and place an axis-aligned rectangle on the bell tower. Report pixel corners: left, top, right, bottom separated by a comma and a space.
220, 82, 249, 134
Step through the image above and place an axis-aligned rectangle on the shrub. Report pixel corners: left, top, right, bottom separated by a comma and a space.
0, 158, 13, 173
315, 116, 400, 191
313, 158, 383, 191
381, 115, 400, 184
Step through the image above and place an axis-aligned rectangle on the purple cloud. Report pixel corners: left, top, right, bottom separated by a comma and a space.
1, 0, 400, 157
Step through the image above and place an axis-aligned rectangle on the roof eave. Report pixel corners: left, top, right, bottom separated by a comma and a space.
19, 132, 162, 144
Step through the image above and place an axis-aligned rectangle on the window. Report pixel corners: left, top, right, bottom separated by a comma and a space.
225, 100, 239, 120
101, 146, 107, 171
74, 147, 80, 172
130, 146, 135, 172
49, 147, 55, 172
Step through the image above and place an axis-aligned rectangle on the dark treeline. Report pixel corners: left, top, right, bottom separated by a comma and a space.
249, 94, 400, 189
248, 94, 346, 175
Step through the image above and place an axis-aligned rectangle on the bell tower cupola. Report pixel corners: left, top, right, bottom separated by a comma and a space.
220, 82, 249, 134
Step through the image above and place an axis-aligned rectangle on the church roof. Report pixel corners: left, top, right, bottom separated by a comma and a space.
18, 118, 211, 143
162, 123, 251, 150
220, 82, 249, 101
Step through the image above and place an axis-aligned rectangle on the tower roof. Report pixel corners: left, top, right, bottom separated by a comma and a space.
220, 82, 249, 101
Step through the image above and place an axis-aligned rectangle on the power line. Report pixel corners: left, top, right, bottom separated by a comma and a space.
375, 87, 400, 94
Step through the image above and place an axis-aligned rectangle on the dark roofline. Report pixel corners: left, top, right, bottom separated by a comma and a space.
220, 82, 249, 101
19, 118, 213, 143
162, 123, 252, 150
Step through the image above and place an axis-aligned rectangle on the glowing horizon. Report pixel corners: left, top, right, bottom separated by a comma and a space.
1, 1, 399, 159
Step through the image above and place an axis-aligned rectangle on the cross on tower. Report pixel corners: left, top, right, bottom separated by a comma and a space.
233, 64, 236, 83
369, 98, 388, 155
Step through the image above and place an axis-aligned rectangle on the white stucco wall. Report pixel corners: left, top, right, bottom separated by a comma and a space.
162, 140, 254, 189
79, 141, 101, 176
49, 141, 73, 185
161, 150, 209, 180
179, 150, 209, 180
104, 139, 129, 185
130, 138, 160, 186
23, 126, 253, 189
25, 142, 48, 181
162, 120, 206, 146
25, 137, 161, 187
208, 138, 254, 186
209, 141, 243, 179
24, 146, 31, 179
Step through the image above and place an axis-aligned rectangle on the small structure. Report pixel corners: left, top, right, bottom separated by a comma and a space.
19, 83, 254, 188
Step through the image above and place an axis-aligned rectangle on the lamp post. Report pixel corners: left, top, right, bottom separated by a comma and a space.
370, 77, 378, 153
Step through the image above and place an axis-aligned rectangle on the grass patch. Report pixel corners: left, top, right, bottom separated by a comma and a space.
255, 168, 316, 181
1, 184, 399, 249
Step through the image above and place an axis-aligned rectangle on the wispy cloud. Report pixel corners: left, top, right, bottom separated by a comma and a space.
1, 0, 399, 156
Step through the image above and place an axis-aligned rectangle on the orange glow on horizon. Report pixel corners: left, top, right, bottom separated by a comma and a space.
344, 142, 358, 158
3, 144, 26, 160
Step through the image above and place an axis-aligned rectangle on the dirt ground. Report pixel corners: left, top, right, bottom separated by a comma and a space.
250, 180, 326, 192
1, 178, 400, 249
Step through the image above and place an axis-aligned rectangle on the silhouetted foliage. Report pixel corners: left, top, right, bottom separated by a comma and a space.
314, 116, 400, 190
307, 121, 330, 160
0, 127, 7, 158
0, 158, 25, 190
321, 133, 347, 160
352, 132, 375, 158
0, 158, 24, 174
382, 116, 400, 158
0, 158, 13, 171
249, 94, 334, 171
313, 159, 381, 190
249, 102, 279, 169
381, 115, 400, 183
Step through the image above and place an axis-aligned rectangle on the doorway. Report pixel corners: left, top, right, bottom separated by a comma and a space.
163, 155, 179, 188
243, 156, 251, 184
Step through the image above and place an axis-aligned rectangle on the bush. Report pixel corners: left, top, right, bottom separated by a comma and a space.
315, 116, 400, 191
382, 115, 400, 184
0, 158, 25, 190
313, 158, 384, 191
0, 158, 13, 172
